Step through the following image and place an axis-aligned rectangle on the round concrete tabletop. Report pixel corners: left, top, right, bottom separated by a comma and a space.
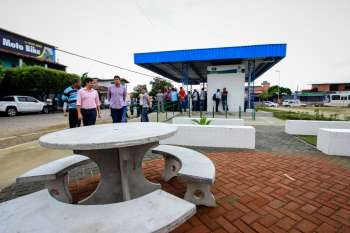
39, 122, 178, 150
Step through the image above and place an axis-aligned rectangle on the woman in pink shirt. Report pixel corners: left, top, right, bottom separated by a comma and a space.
77, 78, 101, 126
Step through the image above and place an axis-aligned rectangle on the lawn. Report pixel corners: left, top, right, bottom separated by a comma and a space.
297, 135, 317, 146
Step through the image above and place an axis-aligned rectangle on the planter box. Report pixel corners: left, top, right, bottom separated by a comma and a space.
172, 117, 244, 126
285, 120, 350, 135
317, 128, 350, 156
160, 124, 255, 149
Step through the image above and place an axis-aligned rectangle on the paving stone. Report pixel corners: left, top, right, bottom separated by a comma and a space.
1, 149, 350, 233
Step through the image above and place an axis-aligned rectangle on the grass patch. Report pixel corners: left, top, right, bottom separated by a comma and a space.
297, 135, 317, 146
256, 106, 342, 121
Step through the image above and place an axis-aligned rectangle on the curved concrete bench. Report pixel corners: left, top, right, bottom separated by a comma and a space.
0, 189, 196, 233
317, 128, 350, 156
172, 117, 244, 126
16, 154, 91, 203
285, 120, 350, 135
152, 145, 216, 207
160, 124, 255, 149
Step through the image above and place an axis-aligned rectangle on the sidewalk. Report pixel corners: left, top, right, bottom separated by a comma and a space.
0, 111, 178, 189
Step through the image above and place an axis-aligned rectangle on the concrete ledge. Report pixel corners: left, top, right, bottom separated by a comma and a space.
317, 128, 350, 156
160, 124, 255, 149
172, 117, 244, 126
285, 120, 350, 135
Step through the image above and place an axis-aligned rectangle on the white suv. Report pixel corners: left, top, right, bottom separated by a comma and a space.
282, 99, 307, 107
0, 96, 48, 117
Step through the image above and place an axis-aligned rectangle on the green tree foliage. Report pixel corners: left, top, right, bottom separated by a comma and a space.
259, 90, 270, 100
268, 85, 292, 97
0, 66, 4, 85
0, 66, 80, 98
259, 85, 292, 100
149, 77, 173, 97
130, 84, 147, 99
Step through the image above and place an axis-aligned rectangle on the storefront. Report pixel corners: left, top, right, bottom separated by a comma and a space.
0, 28, 66, 71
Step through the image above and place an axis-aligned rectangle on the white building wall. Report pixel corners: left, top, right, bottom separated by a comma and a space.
207, 65, 245, 112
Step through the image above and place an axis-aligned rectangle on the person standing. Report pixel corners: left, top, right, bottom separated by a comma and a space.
108, 75, 127, 123
222, 87, 229, 111
62, 78, 81, 128
170, 88, 178, 112
214, 89, 221, 112
192, 89, 199, 111
156, 89, 165, 112
178, 87, 186, 113
141, 88, 150, 122
77, 78, 101, 126
199, 88, 206, 111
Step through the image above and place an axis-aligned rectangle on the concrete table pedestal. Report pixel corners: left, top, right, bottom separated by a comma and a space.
75, 143, 160, 204
39, 122, 178, 205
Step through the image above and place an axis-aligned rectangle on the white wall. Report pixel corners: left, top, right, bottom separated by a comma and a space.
160, 124, 255, 149
285, 120, 350, 135
317, 128, 350, 156
207, 65, 245, 112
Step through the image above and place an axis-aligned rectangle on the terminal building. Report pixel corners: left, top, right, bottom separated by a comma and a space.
0, 28, 65, 71
134, 44, 287, 112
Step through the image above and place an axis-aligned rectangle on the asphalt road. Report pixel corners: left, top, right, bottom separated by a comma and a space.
0, 110, 112, 139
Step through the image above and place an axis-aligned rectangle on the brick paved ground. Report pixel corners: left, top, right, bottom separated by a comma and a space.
67, 151, 350, 233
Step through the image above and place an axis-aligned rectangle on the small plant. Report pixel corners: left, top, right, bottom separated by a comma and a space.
192, 116, 212, 125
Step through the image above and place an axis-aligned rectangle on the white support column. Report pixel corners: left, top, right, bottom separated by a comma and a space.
207, 65, 245, 112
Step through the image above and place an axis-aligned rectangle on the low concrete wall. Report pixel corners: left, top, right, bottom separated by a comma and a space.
172, 117, 244, 126
160, 124, 255, 149
317, 128, 350, 156
285, 120, 350, 135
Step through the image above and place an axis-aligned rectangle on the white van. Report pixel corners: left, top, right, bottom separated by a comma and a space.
324, 93, 350, 107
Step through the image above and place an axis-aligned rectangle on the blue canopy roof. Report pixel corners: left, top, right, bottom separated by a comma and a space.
134, 44, 286, 84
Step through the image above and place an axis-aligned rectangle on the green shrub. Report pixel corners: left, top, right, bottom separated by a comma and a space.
0, 66, 80, 97
192, 116, 212, 125
258, 106, 340, 121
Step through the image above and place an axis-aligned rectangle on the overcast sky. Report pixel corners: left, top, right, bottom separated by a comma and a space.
1, 0, 349, 91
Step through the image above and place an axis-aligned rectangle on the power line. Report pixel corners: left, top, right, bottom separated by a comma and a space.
56, 48, 157, 78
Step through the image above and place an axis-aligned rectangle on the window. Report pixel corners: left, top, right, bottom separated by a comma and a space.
17, 97, 27, 102
1, 96, 15, 102
341, 96, 346, 100
330, 84, 339, 91
26, 97, 38, 102
331, 95, 340, 100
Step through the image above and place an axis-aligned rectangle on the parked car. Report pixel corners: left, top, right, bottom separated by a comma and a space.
263, 101, 278, 107
0, 95, 49, 117
282, 99, 307, 107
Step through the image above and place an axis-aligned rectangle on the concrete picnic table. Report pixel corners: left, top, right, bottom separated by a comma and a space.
39, 122, 178, 205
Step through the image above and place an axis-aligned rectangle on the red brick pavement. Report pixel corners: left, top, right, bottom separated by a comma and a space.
69, 151, 350, 233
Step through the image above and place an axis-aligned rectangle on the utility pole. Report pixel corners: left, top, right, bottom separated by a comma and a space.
275, 70, 281, 104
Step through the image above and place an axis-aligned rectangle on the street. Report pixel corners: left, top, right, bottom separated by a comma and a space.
0, 110, 112, 139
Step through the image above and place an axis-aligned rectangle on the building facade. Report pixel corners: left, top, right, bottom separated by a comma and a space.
311, 83, 350, 92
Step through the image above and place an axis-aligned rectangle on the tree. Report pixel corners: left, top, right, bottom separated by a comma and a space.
259, 85, 292, 101
0, 66, 4, 86
149, 77, 173, 97
259, 90, 270, 100
130, 84, 147, 99
267, 85, 292, 97
0, 66, 80, 98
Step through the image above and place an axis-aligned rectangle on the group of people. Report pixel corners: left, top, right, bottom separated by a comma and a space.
213, 88, 229, 112
153, 87, 208, 113
62, 75, 229, 128
62, 75, 134, 128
